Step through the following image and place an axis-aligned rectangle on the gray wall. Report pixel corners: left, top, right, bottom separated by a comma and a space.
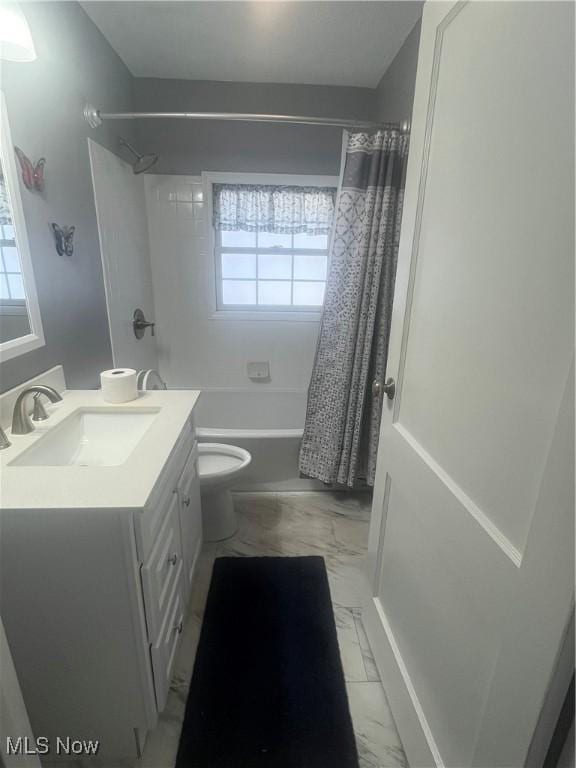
0, 5, 421, 392
133, 21, 422, 178
375, 20, 422, 123
134, 79, 376, 176
0, 2, 135, 392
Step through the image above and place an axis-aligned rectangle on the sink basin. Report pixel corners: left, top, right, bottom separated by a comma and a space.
10, 408, 160, 467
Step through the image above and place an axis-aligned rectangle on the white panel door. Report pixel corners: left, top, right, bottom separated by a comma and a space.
89, 140, 158, 372
364, 3, 574, 767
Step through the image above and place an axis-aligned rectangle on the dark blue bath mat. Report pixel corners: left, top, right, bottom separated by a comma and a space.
175, 556, 359, 768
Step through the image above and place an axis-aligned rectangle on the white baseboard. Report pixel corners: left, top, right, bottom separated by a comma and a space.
362, 595, 443, 768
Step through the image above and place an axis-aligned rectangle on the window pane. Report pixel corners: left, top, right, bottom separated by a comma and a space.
258, 253, 291, 279
0, 274, 9, 299
222, 280, 256, 305
258, 281, 291, 305
2, 225, 15, 241
221, 230, 256, 247
221, 253, 256, 279
294, 254, 327, 281
258, 232, 291, 249
293, 281, 325, 306
293, 232, 328, 250
7, 274, 25, 300
2, 247, 21, 273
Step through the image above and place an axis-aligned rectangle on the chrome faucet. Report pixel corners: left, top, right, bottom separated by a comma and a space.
11, 385, 63, 435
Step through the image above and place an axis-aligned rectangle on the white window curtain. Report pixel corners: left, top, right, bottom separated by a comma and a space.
213, 183, 336, 235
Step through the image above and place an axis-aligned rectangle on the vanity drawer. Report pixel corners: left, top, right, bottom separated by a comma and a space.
150, 580, 184, 713
141, 493, 184, 642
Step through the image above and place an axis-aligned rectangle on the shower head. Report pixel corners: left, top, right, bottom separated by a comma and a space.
119, 138, 158, 174
132, 152, 158, 174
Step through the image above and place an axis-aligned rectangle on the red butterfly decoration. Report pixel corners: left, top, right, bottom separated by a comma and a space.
14, 147, 45, 192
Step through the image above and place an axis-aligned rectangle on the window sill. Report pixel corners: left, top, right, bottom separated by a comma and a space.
210, 310, 322, 323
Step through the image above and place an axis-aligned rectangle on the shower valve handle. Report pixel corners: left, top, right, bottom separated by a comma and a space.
133, 308, 156, 339
137, 321, 155, 336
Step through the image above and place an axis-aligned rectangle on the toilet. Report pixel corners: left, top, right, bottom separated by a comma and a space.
198, 443, 252, 541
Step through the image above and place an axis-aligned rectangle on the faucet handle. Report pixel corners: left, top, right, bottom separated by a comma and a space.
0, 426, 11, 450
133, 308, 156, 339
32, 393, 49, 422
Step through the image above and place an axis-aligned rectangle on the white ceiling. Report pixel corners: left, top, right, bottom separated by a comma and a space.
81, 2, 422, 88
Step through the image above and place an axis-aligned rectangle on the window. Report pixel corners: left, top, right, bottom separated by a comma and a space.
209, 175, 337, 316
0, 223, 26, 302
0, 90, 44, 359
216, 228, 330, 310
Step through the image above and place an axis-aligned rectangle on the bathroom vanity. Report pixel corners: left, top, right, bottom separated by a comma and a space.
0, 380, 202, 759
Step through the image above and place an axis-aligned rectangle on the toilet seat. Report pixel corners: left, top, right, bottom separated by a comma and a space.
198, 443, 251, 488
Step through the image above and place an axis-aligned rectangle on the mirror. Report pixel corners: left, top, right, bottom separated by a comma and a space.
0, 90, 44, 361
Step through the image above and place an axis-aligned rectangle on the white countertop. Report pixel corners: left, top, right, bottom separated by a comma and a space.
0, 389, 200, 511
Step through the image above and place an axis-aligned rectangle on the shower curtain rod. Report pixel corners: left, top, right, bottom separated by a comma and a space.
83, 103, 410, 132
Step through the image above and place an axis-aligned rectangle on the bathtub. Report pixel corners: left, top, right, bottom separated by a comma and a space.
194, 390, 325, 491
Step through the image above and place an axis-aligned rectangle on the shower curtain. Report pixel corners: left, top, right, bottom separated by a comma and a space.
299, 129, 409, 487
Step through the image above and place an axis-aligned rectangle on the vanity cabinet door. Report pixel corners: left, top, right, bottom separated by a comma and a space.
141, 493, 184, 642
176, 442, 202, 605
137, 420, 193, 562
150, 579, 184, 712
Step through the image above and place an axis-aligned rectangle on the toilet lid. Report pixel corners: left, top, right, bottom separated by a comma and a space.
198, 443, 251, 481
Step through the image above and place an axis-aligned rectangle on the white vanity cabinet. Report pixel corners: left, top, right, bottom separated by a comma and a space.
138, 424, 202, 713
0, 393, 202, 761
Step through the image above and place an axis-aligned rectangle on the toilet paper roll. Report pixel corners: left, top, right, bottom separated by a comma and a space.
100, 368, 138, 403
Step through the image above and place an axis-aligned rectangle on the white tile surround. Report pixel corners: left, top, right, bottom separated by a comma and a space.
139, 491, 408, 768
143, 175, 320, 393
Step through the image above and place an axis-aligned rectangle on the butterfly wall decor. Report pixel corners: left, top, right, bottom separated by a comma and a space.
51, 224, 75, 257
14, 147, 46, 193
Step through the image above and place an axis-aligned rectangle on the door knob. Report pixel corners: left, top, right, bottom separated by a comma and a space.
374, 377, 396, 401
382, 378, 396, 401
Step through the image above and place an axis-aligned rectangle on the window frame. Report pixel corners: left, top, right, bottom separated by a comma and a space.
0, 90, 45, 361
203, 172, 339, 322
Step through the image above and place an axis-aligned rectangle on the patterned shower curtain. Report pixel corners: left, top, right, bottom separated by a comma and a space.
299, 129, 409, 487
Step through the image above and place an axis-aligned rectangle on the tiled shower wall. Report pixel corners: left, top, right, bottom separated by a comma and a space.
144, 175, 321, 393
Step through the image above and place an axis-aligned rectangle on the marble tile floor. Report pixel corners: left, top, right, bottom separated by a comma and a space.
138, 491, 407, 768
47, 493, 406, 768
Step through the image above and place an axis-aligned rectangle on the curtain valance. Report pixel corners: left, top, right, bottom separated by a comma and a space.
213, 183, 336, 235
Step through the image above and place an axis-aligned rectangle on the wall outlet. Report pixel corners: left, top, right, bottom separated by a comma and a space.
247, 361, 270, 382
